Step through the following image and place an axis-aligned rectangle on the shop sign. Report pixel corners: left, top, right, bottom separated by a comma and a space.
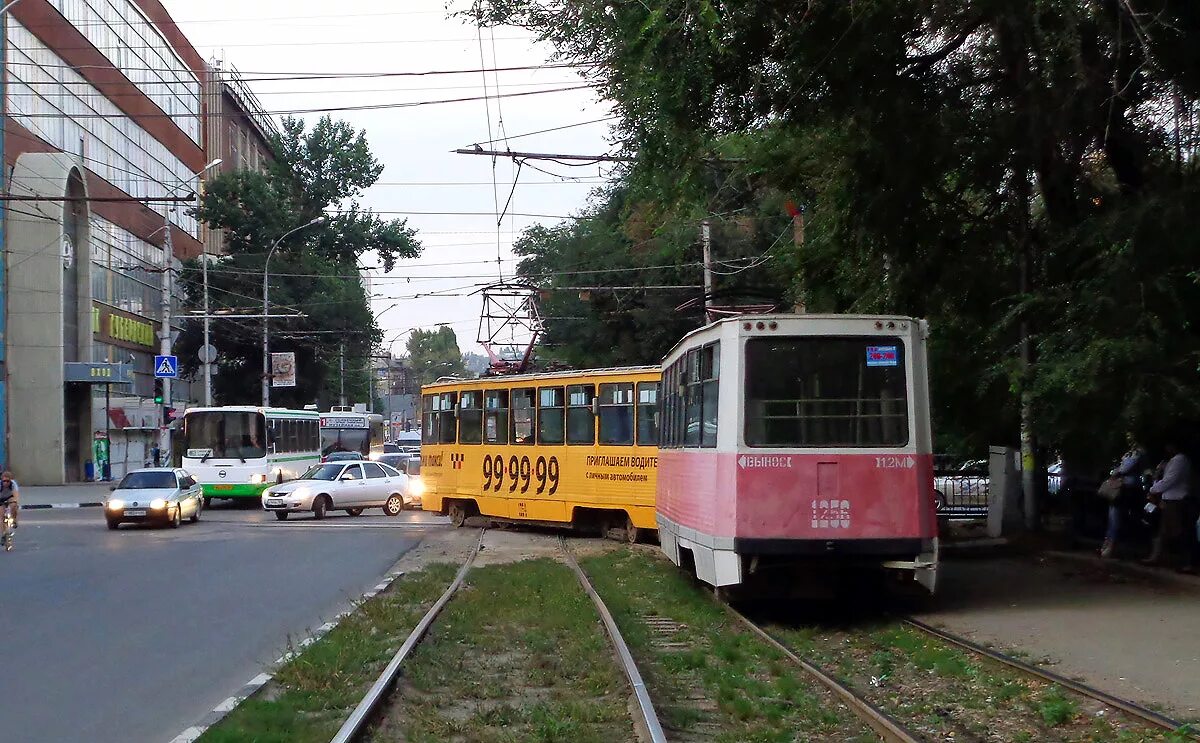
64, 362, 134, 385
93, 303, 158, 351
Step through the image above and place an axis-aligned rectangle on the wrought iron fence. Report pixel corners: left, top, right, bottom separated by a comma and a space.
933, 470, 990, 518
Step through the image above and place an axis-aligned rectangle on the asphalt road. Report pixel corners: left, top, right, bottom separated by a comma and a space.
0, 502, 448, 743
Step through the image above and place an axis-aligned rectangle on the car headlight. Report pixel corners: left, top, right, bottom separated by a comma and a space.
251, 473, 267, 484
262, 489, 273, 498
150, 498, 167, 510
410, 479, 425, 496
107, 499, 124, 511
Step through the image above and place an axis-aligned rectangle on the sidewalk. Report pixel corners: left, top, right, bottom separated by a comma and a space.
19, 482, 111, 509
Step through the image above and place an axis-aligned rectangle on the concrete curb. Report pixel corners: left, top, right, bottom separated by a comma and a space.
166, 569, 406, 743
1043, 550, 1200, 590
20, 502, 105, 510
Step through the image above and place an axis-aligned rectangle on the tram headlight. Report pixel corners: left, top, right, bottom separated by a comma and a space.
149, 498, 167, 510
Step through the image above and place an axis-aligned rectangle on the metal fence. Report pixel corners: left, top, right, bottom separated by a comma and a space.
933, 471, 990, 518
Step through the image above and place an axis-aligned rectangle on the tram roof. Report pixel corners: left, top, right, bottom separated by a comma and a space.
423, 365, 660, 391
663, 313, 925, 360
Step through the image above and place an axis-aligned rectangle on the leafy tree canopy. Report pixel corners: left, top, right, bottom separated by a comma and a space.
406, 327, 468, 386
178, 115, 420, 408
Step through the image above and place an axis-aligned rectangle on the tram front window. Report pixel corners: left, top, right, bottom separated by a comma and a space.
744, 337, 909, 447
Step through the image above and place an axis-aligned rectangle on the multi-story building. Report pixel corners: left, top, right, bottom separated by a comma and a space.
4, 0, 208, 483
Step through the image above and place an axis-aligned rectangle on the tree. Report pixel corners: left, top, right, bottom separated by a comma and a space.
178, 116, 420, 408
406, 327, 467, 386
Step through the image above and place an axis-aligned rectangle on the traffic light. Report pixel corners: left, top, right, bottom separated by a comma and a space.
153, 379, 164, 405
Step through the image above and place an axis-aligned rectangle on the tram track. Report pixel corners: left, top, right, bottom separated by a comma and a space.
330, 528, 485, 743
901, 617, 1198, 740
726, 606, 923, 743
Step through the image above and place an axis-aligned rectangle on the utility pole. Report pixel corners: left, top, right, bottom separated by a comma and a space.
339, 344, 346, 407
700, 219, 714, 322
159, 214, 173, 464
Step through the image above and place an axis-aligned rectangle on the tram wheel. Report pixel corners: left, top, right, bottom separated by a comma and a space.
624, 514, 639, 544
448, 502, 467, 528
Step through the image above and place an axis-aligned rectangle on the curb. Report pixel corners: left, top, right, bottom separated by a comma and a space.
1043, 550, 1200, 590
21, 502, 105, 510
167, 569, 407, 743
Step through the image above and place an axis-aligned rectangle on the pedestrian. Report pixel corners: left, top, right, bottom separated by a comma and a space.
0, 470, 20, 529
1100, 443, 1145, 558
1143, 441, 1195, 573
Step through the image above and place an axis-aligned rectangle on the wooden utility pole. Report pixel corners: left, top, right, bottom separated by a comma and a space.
700, 220, 714, 320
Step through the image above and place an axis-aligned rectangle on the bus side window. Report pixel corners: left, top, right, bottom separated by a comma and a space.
599, 383, 634, 446
511, 388, 534, 444
485, 389, 509, 444
459, 391, 483, 445
567, 384, 595, 445
637, 382, 659, 446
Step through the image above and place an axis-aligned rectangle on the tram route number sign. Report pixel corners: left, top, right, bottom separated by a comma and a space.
480, 454, 560, 496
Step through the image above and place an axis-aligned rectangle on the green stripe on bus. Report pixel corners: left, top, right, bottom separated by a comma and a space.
202, 483, 269, 498
268, 454, 321, 462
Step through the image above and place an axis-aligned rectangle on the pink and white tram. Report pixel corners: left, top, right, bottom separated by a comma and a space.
655, 314, 939, 594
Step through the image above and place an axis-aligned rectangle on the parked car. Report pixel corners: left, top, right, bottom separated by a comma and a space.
261, 461, 409, 520
105, 468, 203, 530
932, 459, 990, 511
1047, 460, 1063, 495
322, 450, 364, 463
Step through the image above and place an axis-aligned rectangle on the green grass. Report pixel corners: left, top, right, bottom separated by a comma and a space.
579, 550, 874, 743
371, 558, 631, 743
198, 563, 459, 743
1037, 686, 1079, 726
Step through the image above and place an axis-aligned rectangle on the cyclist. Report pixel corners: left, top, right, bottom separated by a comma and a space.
0, 471, 19, 530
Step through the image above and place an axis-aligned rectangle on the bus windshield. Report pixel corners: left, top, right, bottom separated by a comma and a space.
184, 411, 267, 460
321, 428, 370, 457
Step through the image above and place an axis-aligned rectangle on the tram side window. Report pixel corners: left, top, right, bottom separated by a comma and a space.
637, 382, 659, 446
436, 392, 458, 444
484, 389, 509, 444
459, 391, 483, 445
511, 388, 535, 444
422, 395, 436, 444
660, 363, 679, 448
700, 343, 719, 448
684, 349, 702, 447
567, 384, 595, 445
599, 383, 635, 446
538, 387, 565, 444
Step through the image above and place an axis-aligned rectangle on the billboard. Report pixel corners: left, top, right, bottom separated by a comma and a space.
271, 352, 297, 387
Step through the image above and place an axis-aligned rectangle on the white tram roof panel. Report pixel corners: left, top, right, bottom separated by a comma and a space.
663, 313, 927, 361
424, 365, 661, 390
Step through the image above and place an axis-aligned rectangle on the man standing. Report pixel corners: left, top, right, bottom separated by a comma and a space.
1145, 442, 1194, 573
0, 471, 19, 529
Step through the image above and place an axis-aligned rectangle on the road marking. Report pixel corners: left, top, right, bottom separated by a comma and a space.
212, 697, 240, 713
168, 726, 204, 743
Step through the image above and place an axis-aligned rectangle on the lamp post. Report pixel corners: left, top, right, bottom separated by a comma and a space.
157, 158, 221, 461
262, 216, 324, 406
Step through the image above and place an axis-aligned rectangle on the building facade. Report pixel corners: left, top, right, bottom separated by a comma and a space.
4, 0, 207, 483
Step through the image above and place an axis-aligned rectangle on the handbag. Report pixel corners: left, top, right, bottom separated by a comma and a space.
1097, 477, 1122, 502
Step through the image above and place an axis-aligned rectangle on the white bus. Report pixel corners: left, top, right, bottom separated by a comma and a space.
182, 406, 321, 503
320, 408, 386, 461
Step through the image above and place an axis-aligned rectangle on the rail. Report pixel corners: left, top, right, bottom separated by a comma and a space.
726, 607, 921, 743
559, 537, 668, 743
902, 618, 1197, 739
330, 529, 485, 743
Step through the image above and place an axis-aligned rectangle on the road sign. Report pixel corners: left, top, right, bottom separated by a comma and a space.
153, 355, 179, 378
198, 344, 217, 363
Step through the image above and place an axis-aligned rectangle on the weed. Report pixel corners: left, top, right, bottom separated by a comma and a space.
1037, 686, 1078, 727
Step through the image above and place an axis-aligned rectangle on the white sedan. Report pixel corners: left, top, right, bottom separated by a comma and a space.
261, 461, 409, 520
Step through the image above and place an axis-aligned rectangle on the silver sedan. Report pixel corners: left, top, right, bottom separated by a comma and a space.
105, 468, 204, 529
261, 461, 410, 520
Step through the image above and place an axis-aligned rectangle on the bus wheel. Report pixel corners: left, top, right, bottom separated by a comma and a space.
448, 502, 467, 528
346, 507, 365, 517
275, 511, 288, 521
624, 515, 639, 544
203, 497, 212, 509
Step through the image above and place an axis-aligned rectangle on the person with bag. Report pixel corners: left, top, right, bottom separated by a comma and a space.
1142, 441, 1194, 573
1099, 443, 1144, 558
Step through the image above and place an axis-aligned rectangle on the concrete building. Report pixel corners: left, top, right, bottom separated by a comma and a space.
4, 0, 207, 483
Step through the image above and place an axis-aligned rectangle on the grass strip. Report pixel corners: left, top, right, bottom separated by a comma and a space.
198, 563, 459, 743
580, 549, 875, 743
776, 622, 1186, 742
369, 557, 632, 743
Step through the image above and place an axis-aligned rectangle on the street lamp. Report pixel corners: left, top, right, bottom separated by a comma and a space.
262, 215, 325, 406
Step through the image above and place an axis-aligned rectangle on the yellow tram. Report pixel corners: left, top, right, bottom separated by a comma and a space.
420, 367, 661, 539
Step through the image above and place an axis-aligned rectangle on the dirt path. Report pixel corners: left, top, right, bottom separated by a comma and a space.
917, 555, 1200, 720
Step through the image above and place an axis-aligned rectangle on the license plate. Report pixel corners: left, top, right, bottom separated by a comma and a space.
266, 499, 283, 506
214, 485, 233, 491
124, 509, 146, 516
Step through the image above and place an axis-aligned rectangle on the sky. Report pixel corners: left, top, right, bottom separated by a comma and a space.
158, 0, 615, 359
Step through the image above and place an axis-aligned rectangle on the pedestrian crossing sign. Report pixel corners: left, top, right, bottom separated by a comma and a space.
154, 355, 179, 378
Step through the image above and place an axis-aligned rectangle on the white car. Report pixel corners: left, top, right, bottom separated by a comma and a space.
932, 460, 989, 510
261, 461, 409, 520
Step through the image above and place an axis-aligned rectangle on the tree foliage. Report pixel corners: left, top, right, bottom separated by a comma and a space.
178, 116, 420, 408
405, 327, 468, 385
475, 0, 1200, 470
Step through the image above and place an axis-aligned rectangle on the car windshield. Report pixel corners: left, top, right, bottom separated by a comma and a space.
299, 464, 345, 481
325, 452, 360, 462
118, 471, 177, 489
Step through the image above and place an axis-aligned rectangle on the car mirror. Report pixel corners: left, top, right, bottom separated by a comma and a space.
339, 474, 355, 482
